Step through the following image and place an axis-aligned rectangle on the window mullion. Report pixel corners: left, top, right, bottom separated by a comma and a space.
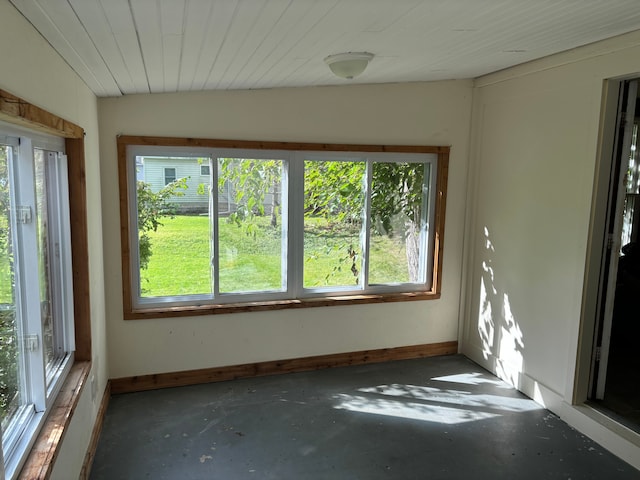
289, 154, 304, 297
128, 152, 143, 305
211, 157, 219, 297
14, 138, 46, 412
422, 161, 437, 286
362, 159, 372, 289
280, 157, 290, 293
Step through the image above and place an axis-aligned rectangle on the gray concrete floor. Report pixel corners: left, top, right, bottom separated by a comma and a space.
90, 355, 640, 479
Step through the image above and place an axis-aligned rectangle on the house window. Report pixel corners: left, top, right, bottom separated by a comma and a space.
164, 167, 176, 185
0, 127, 74, 478
118, 137, 449, 318
200, 164, 210, 176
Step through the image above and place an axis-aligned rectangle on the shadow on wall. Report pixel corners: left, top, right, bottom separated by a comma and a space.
477, 226, 525, 389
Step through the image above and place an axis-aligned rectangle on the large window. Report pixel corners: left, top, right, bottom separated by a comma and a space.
0, 126, 75, 478
119, 137, 448, 318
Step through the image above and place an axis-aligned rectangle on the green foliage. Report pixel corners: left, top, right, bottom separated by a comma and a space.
219, 158, 281, 230
141, 215, 407, 296
0, 146, 18, 421
0, 308, 18, 422
304, 161, 366, 225
0, 147, 11, 304
137, 178, 188, 270
370, 162, 426, 237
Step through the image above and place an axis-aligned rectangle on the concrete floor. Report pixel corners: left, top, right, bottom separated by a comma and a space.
90, 355, 640, 480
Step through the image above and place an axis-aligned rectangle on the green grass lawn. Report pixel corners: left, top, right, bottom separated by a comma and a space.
142, 215, 409, 297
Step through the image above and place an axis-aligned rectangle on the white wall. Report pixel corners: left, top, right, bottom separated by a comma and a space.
98, 81, 472, 379
463, 30, 640, 467
0, 2, 107, 479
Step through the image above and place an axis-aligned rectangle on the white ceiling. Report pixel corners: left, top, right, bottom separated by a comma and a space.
9, 0, 640, 97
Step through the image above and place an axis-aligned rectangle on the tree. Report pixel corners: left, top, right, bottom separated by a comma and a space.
137, 178, 187, 270
370, 162, 426, 282
0, 147, 10, 290
218, 158, 282, 230
219, 159, 427, 282
0, 145, 17, 420
304, 160, 426, 282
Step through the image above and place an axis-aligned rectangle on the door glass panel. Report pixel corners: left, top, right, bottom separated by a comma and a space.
621, 123, 639, 249
303, 160, 365, 288
217, 157, 285, 293
0, 144, 22, 430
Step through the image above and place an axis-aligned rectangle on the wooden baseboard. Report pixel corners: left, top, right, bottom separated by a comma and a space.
111, 341, 458, 395
79, 381, 111, 480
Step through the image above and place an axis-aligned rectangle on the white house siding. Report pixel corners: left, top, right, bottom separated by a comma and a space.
141, 156, 280, 215
142, 156, 210, 212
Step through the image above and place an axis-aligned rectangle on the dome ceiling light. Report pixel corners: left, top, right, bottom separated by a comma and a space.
324, 52, 374, 79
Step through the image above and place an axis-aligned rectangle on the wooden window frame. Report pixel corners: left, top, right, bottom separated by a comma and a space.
118, 135, 449, 320
0, 89, 91, 479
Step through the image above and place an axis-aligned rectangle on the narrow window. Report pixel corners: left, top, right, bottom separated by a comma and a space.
163, 167, 176, 185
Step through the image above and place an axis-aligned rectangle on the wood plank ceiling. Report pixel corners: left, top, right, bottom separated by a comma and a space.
9, 0, 640, 97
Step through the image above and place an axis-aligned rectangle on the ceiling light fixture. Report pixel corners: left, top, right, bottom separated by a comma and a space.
324, 52, 374, 79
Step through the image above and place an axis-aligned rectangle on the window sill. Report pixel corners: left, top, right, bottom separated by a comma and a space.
125, 290, 441, 320
18, 361, 91, 480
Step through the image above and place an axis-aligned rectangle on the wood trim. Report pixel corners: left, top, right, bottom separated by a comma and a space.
0, 89, 83, 139
0, 95, 91, 358
79, 381, 111, 480
117, 140, 134, 317
126, 290, 441, 320
66, 138, 92, 361
18, 362, 91, 480
118, 135, 450, 320
117, 135, 449, 154
433, 150, 449, 295
110, 341, 458, 394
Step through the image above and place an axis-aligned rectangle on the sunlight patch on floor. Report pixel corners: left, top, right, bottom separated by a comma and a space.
333, 393, 501, 424
356, 384, 542, 413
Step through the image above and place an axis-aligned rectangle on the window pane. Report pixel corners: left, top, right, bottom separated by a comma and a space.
217, 158, 284, 293
0, 145, 22, 430
163, 167, 176, 185
369, 162, 429, 284
137, 156, 211, 297
33, 150, 56, 371
303, 160, 365, 288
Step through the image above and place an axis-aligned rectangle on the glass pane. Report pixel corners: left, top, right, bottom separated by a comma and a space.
303, 160, 365, 288
33, 150, 56, 371
369, 162, 429, 284
137, 156, 212, 297
0, 145, 21, 429
621, 123, 639, 250
217, 158, 284, 293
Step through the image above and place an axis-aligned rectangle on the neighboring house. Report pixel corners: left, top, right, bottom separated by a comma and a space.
138, 156, 221, 214
138, 156, 277, 215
